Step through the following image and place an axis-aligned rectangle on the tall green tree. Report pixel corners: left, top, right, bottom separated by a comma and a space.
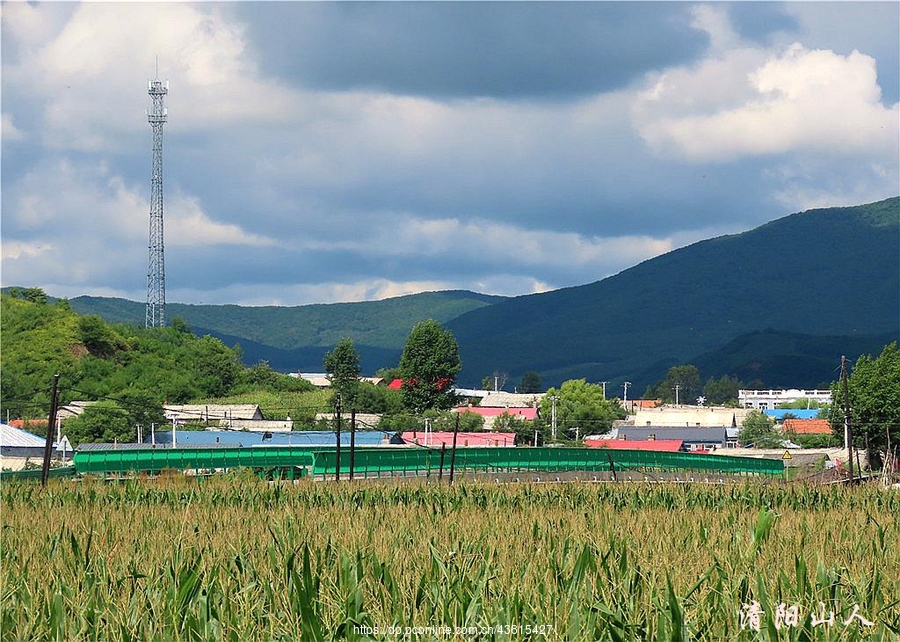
539, 379, 625, 440
519, 371, 542, 393
702, 375, 743, 406
833, 342, 900, 463
646, 365, 702, 404
738, 410, 781, 448
63, 401, 134, 447
398, 320, 461, 412
324, 338, 361, 411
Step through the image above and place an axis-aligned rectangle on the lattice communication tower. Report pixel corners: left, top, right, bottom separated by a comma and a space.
146, 75, 168, 327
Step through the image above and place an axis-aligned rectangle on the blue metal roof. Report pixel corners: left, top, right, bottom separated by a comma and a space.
764, 409, 821, 420
0, 423, 45, 448
144, 430, 398, 448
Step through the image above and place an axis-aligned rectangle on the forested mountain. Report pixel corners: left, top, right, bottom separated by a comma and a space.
448, 197, 899, 388
635, 329, 898, 392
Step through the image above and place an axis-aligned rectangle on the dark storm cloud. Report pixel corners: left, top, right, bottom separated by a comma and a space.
236, 2, 708, 99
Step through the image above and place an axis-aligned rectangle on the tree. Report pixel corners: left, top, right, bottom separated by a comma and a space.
398, 320, 461, 412
324, 338, 361, 411
539, 379, 625, 441
64, 401, 134, 447
433, 410, 483, 431
79, 315, 128, 359
519, 371, 542, 393
188, 335, 243, 398
646, 365, 701, 404
21, 287, 49, 304
833, 342, 900, 464
738, 410, 781, 448
702, 375, 743, 406
117, 389, 167, 434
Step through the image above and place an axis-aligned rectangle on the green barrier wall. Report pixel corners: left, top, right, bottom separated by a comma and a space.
310, 447, 783, 478
0, 466, 77, 482
70, 446, 783, 479
73, 447, 315, 477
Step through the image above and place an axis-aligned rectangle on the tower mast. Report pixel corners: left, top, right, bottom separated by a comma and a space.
146, 71, 168, 327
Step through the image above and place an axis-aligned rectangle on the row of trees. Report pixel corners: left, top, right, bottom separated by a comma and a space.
644, 365, 744, 406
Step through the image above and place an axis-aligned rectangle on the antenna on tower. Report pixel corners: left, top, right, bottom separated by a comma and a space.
146, 67, 168, 328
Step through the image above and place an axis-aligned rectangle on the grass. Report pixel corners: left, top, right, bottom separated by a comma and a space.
1, 478, 898, 640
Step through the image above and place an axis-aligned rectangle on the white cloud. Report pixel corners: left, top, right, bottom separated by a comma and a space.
0, 156, 278, 294
1, 114, 25, 141
0, 241, 53, 260
4, 3, 305, 152
635, 42, 899, 162
166, 194, 276, 248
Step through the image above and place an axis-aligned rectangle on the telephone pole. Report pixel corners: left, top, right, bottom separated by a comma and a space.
840, 356, 854, 482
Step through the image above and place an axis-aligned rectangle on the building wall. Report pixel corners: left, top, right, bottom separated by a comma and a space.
738, 389, 832, 410
631, 406, 752, 427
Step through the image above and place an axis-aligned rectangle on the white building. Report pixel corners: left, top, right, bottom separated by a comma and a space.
738, 389, 832, 410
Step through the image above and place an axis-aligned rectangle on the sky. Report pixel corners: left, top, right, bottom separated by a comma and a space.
2, 1, 898, 307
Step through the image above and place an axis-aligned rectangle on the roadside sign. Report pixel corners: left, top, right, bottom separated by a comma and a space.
782, 450, 793, 460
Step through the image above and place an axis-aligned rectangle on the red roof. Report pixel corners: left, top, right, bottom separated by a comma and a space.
388, 378, 451, 391
584, 439, 683, 452
7, 419, 48, 429
453, 407, 538, 420
783, 419, 833, 435
630, 399, 662, 409
401, 431, 516, 447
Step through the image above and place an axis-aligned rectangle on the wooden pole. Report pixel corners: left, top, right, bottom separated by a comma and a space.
840, 356, 854, 482
349, 409, 356, 481
449, 414, 460, 484
334, 394, 342, 482
41, 374, 60, 486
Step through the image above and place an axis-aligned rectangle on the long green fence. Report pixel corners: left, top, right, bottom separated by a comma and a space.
70, 445, 782, 479
309, 447, 783, 478
0, 466, 77, 482
73, 447, 315, 478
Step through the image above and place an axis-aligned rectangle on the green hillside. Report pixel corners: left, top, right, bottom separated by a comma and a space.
0, 293, 314, 427
448, 197, 900, 388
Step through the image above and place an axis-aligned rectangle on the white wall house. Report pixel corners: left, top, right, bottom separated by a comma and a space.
738, 389, 832, 410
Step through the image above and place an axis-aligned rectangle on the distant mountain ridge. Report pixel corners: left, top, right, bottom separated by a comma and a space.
67, 290, 504, 373
58, 197, 899, 388
448, 197, 899, 388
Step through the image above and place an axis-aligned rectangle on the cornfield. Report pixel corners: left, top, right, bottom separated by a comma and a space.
2, 477, 898, 640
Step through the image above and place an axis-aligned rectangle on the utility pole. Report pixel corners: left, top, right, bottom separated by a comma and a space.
600, 381, 608, 399
674, 384, 681, 406
623, 382, 631, 404
550, 395, 559, 442
335, 393, 342, 482
840, 356, 854, 482
349, 409, 356, 481
449, 413, 460, 484
41, 374, 60, 486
